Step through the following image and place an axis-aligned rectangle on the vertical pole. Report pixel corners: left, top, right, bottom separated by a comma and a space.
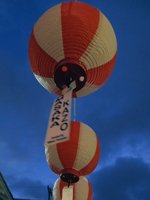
73, 98, 76, 121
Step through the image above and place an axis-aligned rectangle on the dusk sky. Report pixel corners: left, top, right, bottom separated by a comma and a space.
0, 0, 150, 199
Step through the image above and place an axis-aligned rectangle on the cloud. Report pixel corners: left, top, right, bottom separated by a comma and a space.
82, 84, 150, 168
7, 175, 49, 200
4, 157, 150, 200
91, 157, 150, 200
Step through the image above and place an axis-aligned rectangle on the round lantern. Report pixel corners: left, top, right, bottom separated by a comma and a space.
29, 1, 117, 97
53, 176, 92, 200
45, 121, 100, 184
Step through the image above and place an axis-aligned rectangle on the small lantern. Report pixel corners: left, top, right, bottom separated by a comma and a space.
45, 121, 100, 184
53, 176, 92, 200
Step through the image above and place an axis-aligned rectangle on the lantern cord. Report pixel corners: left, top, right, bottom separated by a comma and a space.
68, 181, 71, 188
73, 98, 76, 121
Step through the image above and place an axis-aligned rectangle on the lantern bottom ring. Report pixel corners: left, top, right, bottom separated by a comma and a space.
60, 168, 80, 185
54, 61, 87, 92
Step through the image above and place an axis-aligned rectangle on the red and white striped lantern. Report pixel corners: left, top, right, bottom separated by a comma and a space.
29, 1, 117, 97
45, 121, 100, 183
53, 176, 92, 200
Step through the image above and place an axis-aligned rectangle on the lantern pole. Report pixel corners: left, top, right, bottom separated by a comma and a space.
73, 98, 76, 121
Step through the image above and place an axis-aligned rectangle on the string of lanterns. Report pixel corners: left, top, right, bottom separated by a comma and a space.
29, 1, 117, 199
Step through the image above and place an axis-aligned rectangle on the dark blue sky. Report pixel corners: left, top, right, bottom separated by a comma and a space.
0, 0, 150, 199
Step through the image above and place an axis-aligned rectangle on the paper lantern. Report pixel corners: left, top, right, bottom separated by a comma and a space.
53, 176, 92, 200
29, 1, 117, 97
45, 121, 100, 183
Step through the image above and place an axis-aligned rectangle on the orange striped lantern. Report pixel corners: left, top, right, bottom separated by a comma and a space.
29, 1, 117, 97
53, 176, 92, 200
45, 121, 100, 184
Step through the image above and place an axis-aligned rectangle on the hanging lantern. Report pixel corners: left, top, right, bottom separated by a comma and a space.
53, 176, 92, 200
45, 121, 100, 184
29, 1, 117, 97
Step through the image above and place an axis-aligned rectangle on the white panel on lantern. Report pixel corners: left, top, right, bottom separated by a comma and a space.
62, 186, 73, 200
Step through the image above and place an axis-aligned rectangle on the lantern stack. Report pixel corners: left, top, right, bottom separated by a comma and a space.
28, 1, 117, 199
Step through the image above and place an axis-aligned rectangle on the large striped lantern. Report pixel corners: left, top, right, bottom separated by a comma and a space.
53, 176, 92, 200
29, 1, 117, 97
45, 121, 100, 184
